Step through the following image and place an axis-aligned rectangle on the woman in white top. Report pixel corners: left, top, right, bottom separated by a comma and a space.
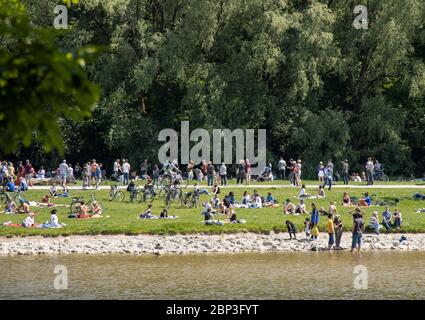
317, 162, 325, 182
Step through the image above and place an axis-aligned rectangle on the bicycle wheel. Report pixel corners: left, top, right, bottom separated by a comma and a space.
115, 191, 125, 202
108, 189, 115, 201
70, 201, 81, 214
382, 174, 389, 182
158, 186, 169, 200
0, 193, 9, 204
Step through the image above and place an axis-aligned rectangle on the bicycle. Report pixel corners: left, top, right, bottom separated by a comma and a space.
128, 186, 144, 203
142, 185, 156, 203
373, 169, 389, 182
0, 189, 25, 203
181, 190, 200, 208
109, 185, 124, 202
70, 194, 103, 215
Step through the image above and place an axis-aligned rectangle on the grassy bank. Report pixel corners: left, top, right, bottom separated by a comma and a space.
0, 184, 424, 237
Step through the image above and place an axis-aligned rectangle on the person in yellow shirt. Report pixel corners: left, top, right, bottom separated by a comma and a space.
326, 213, 335, 251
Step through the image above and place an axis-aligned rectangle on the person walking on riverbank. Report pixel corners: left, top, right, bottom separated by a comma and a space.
334, 215, 343, 249
310, 203, 319, 240
351, 213, 364, 253
326, 213, 335, 251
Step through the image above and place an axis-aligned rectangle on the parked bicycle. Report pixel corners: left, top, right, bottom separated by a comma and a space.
109, 185, 124, 202
181, 190, 200, 208
373, 168, 389, 182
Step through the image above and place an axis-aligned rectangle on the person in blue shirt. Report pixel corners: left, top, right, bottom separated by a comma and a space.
5, 179, 15, 192
266, 192, 275, 204
382, 207, 392, 233
363, 192, 372, 206
310, 203, 320, 240
323, 166, 333, 191
19, 178, 28, 191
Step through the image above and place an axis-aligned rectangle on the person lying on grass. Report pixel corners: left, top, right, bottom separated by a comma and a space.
284, 199, 296, 215
55, 187, 69, 198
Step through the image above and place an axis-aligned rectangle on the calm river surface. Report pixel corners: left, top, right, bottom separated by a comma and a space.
1, 252, 424, 299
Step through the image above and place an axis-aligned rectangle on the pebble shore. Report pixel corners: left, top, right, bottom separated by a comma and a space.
0, 232, 424, 256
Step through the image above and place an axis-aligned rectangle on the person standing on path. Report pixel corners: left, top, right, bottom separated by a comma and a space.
365, 157, 374, 185
277, 157, 286, 180
59, 160, 68, 188
219, 162, 227, 186
341, 159, 349, 185
122, 159, 130, 185
245, 159, 252, 185
323, 165, 333, 191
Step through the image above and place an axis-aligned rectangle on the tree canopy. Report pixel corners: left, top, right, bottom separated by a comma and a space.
4, 0, 425, 177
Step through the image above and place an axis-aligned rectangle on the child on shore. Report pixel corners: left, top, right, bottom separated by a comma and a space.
304, 218, 311, 239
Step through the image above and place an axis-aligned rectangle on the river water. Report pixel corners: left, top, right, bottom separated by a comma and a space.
1, 252, 424, 299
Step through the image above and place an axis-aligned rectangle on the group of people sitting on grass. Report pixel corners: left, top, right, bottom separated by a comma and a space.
2, 209, 66, 229
201, 198, 246, 225
368, 207, 403, 234
139, 204, 178, 219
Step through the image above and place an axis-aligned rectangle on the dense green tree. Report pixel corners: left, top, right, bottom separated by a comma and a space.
13, 0, 425, 177
0, 0, 100, 155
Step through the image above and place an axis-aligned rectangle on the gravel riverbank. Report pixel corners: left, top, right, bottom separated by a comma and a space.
0, 232, 424, 256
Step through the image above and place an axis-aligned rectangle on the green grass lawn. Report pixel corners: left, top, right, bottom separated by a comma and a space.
1, 185, 425, 237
